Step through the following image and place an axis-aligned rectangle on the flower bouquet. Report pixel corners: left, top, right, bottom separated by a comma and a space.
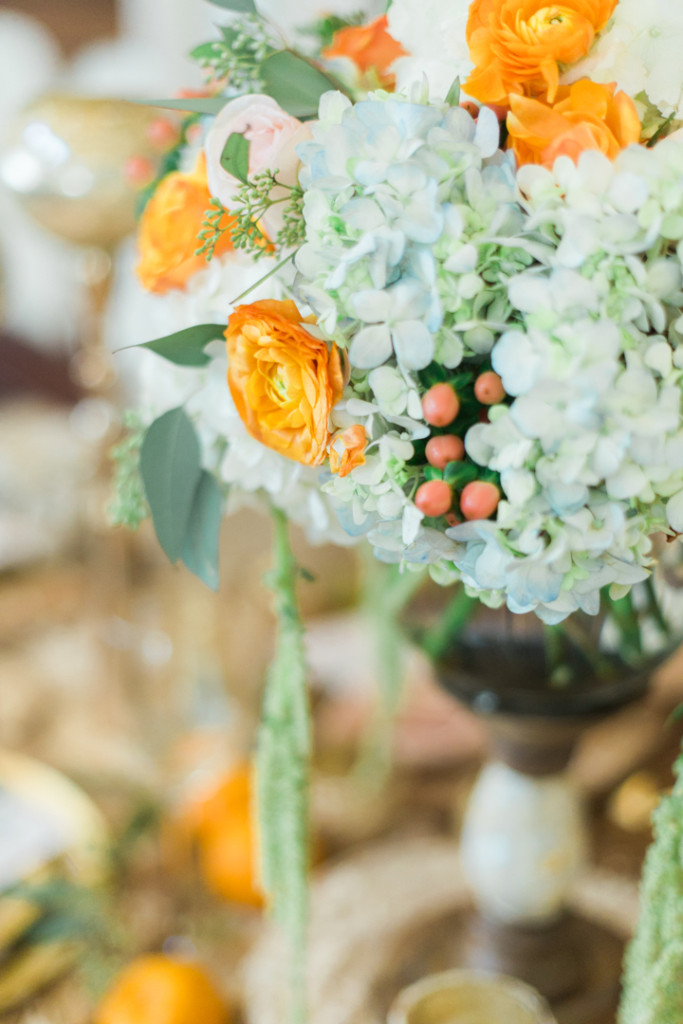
112, 0, 683, 1020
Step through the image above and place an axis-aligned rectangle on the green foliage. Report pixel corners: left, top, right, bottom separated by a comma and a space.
140, 407, 203, 564
256, 508, 311, 1024
196, 172, 305, 265
133, 323, 225, 366
220, 132, 251, 184
445, 78, 461, 107
619, 745, 683, 1024
138, 408, 224, 588
196, 198, 233, 263
109, 413, 149, 530
229, 171, 305, 259
354, 559, 426, 782
260, 50, 344, 119
205, 0, 258, 11
181, 470, 223, 591
142, 97, 227, 115
191, 20, 273, 93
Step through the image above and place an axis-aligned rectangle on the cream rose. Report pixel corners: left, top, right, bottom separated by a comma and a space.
204, 94, 311, 238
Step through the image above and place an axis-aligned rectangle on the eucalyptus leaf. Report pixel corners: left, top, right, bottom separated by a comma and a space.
260, 51, 335, 119
206, 0, 257, 10
140, 97, 227, 115
136, 323, 224, 367
220, 132, 251, 184
181, 470, 223, 590
140, 408, 202, 563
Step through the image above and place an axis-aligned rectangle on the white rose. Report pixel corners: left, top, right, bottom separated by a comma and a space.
204, 94, 311, 238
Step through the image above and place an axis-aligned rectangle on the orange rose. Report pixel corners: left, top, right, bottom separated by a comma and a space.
465, 0, 617, 108
137, 156, 235, 295
225, 300, 344, 467
323, 15, 408, 89
329, 425, 367, 478
507, 79, 641, 168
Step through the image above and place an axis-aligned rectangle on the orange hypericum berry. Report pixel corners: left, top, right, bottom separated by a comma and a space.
415, 480, 453, 517
460, 101, 480, 118
460, 481, 500, 520
147, 117, 180, 149
474, 370, 505, 405
425, 435, 465, 469
124, 155, 155, 186
422, 384, 460, 427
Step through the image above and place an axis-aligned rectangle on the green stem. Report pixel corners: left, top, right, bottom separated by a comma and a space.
419, 586, 477, 662
354, 561, 425, 785
229, 251, 297, 305
256, 508, 310, 1024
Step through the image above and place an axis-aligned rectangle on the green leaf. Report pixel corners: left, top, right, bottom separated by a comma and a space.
138, 97, 227, 115
444, 461, 478, 487
135, 323, 224, 368
190, 42, 223, 62
181, 470, 223, 590
445, 78, 461, 107
206, 0, 257, 10
220, 132, 251, 185
260, 51, 335, 119
140, 408, 202, 563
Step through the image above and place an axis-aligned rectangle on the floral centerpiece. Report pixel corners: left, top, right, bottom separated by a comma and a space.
112, 1, 683, 1019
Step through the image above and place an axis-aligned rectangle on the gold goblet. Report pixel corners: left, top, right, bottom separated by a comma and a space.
0, 93, 164, 393
388, 969, 558, 1024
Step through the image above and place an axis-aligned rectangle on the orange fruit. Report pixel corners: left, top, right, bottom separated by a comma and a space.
173, 763, 264, 909
94, 954, 228, 1024
199, 814, 264, 908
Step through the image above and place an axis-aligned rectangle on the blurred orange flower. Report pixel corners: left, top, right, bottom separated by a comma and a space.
225, 300, 344, 467
137, 156, 234, 294
329, 425, 367, 478
323, 15, 408, 88
507, 79, 641, 168
465, 0, 617, 108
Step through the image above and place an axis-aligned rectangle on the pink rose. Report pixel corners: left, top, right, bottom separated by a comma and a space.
204, 94, 311, 238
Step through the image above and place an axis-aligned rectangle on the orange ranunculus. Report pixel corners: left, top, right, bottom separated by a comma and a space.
465, 0, 617, 108
323, 15, 408, 89
225, 300, 344, 467
137, 156, 235, 295
507, 79, 641, 168
329, 425, 367, 478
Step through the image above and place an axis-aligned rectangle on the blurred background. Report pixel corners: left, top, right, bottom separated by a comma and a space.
2, 3, 683, 1023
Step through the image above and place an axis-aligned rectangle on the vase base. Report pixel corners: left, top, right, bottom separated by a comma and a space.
377, 907, 623, 1024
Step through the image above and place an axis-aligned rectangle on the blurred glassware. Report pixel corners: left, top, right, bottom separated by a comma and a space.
388, 969, 557, 1024
0, 94, 159, 250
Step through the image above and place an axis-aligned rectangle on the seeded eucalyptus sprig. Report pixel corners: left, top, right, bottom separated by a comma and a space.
196, 197, 232, 262
190, 16, 275, 93
196, 173, 305, 263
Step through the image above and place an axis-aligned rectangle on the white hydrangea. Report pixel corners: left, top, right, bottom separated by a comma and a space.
567, 0, 683, 120
446, 145, 683, 621
130, 253, 354, 546
387, 0, 474, 101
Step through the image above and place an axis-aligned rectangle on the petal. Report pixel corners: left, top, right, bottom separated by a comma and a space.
349, 324, 393, 368
391, 320, 435, 370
